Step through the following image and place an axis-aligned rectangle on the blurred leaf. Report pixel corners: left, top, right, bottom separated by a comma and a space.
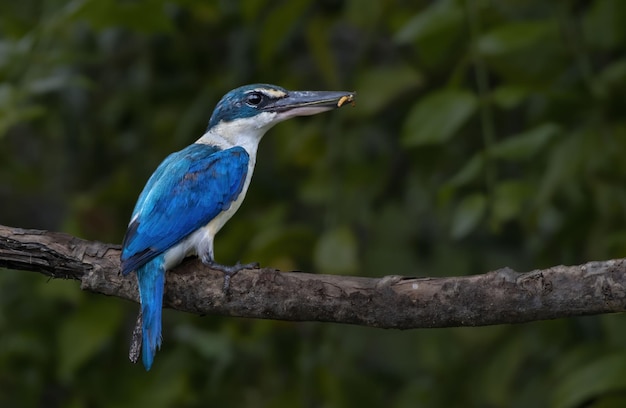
72, 0, 174, 32
0, 37, 33, 70
27, 72, 91, 95
601, 314, 626, 349
300, 170, 334, 204
57, 298, 124, 382
394, 0, 464, 69
395, 378, 436, 407
551, 344, 610, 384
478, 20, 558, 56
489, 123, 561, 161
450, 193, 486, 239
394, 0, 463, 44
306, 16, 339, 88
345, 0, 382, 27
363, 203, 419, 276
258, 0, 309, 68
535, 131, 585, 206
354, 65, 422, 114
275, 120, 325, 167
402, 89, 477, 146
0, 84, 46, 136
36, 279, 84, 304
583, 0, 626, 51
116, 352, 190, 408
0, 105, 45, 136
491, 85, 530, 109
439, 153, 485, 207
246, 224, 316, 266
445, 153, 485, 189
595, 58, 626, 96
175, 324, 232, 362
491, 180, 532, 225
478, 334, 529, 406
314, 226, 359, 275
551, 351, 626, 408
592, 395, 626, 408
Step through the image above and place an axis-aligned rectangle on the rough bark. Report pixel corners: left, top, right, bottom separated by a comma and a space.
1, 224, 625, 328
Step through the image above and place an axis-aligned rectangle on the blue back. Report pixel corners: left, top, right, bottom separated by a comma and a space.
121, 143, 250, 275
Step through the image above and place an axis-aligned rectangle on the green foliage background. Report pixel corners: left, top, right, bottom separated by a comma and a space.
1, 0, 626, 406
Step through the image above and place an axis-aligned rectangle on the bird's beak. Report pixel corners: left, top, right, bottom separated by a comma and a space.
264, 90, 356, 118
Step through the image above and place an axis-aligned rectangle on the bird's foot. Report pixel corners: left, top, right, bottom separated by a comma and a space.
204, 260, 260, 294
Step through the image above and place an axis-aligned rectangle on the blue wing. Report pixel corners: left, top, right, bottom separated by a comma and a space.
121, 143, 250, 275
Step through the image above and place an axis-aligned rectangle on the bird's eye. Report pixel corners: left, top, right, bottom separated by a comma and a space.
246, 92, 264, 107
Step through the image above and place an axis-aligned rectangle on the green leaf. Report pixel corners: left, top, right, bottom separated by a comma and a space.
478, 335, 529, 406
353, 65, 422, 114
345, 0, 383, 27
446, 153, 485, 188
535, 132, 585, 206
551, 351, 626, 408
402, 89, 477, 146
246, 224, 315, 266
478, 21, 558, 56
583, 0, 626, 51
439, 153, 485, 206
57, 298, 123, 382
306, 16, 339, 88
394, 0, 463, 44
71, 0, 174, 33
314, 226, 359, 275
595, 58, 626, 97
490, 123, 561, 161
491, 181, 532, 225
450, 193, 486, 239
491, 85, 530, 109
174, 325, 233, 362
258, 0, 309, 68
0, 84, 46, 137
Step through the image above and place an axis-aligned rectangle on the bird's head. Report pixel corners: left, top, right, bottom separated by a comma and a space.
207, 84, 355, 132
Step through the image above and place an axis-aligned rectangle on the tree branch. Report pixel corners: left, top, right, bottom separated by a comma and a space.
1, 224, 625, 328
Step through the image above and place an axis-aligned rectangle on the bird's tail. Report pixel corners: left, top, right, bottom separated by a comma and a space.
136, 256, 165, 371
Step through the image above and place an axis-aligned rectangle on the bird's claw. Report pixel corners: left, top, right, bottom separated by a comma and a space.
237, 261, 260, 269
204, 260, 260, 294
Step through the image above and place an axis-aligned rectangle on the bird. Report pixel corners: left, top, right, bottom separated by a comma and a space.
120, 83, 355, 370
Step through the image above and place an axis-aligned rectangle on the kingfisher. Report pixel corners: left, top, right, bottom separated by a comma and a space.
120, 84, 355, 370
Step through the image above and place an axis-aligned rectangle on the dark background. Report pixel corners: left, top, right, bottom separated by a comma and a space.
1, 0, 626, 407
